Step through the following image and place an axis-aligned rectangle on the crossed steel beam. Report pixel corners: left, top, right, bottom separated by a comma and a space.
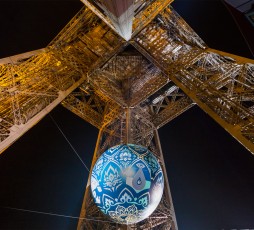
0, 2, 253, 155
0, 1, 254, 229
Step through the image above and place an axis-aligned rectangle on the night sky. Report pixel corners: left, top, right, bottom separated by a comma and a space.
0, 0, 254, 229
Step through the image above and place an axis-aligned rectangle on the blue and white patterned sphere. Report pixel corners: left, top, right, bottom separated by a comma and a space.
91, 144, 164, 224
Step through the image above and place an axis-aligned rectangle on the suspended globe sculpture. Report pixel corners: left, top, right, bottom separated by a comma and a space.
91, 144, 164, 224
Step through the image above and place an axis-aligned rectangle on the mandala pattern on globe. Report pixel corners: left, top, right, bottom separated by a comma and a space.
91, 144, 164, 224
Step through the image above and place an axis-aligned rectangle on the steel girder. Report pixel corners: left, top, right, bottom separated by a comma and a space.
0, 1, 254, 230
0, 7, 124, 154
132, 6, 254, 154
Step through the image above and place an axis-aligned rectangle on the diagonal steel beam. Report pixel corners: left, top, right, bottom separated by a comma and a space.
131, 6, 254, 154
0, 6, 123, 154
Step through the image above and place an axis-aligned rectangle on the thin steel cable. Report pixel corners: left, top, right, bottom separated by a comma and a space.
2, 206, 115, 223
49, 113, 90, 172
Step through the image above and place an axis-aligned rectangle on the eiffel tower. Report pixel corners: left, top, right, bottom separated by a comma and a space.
0, 0, 254, 229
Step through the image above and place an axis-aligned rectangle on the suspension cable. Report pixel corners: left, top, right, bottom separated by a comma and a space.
49, 113, 90, 172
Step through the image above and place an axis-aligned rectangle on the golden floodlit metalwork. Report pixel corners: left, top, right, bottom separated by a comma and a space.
0, 0, 254, 229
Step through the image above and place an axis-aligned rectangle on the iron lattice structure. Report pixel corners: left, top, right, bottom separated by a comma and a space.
0, 1, 254, 229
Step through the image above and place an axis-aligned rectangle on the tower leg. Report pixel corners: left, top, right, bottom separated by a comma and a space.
77, 128, 128, 229
77, 112, 178, 229
153, 129, 178, 230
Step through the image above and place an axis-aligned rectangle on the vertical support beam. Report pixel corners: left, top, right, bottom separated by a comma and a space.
77, 111, 179, 229
154, 129, 178, 230
77, 107, 178, 229
77, 129, 103, 230
77, 128, 128, 229
126, 107, 132, 144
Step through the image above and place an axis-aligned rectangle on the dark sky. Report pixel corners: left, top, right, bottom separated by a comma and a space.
0, 0, 254, 230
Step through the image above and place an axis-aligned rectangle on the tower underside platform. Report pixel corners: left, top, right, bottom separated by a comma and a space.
0, 1, 254, 229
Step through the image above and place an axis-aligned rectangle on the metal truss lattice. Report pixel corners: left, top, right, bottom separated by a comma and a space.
0, 1, 254, 230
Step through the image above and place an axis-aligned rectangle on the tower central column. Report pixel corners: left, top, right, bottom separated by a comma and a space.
77, 106, 178, 229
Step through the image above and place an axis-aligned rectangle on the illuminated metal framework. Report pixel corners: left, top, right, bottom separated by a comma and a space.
0, 1, 254, 229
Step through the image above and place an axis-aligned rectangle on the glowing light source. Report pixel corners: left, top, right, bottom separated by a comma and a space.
91, 144, 164, 224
